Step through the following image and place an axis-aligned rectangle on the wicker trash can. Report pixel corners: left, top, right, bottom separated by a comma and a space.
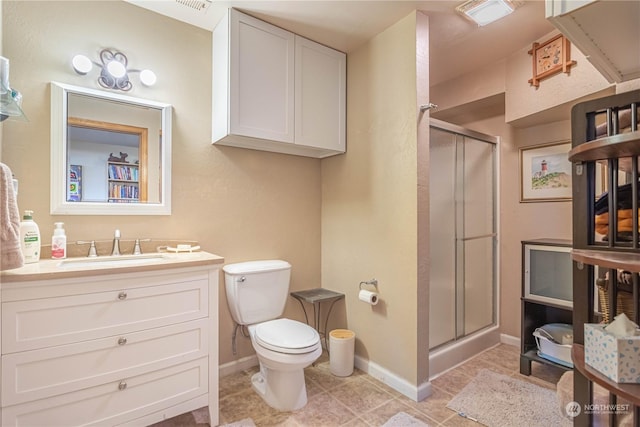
596, 274, 636, 323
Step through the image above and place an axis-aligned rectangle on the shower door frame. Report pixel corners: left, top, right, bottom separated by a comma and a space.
429, 118, 500, 350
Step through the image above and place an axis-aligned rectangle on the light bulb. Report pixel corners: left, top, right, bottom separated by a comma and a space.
106, 60, 127, 78
72, 54, 92, 75
140, 69, 157, 86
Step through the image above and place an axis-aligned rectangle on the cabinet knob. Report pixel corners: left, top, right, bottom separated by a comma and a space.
118, 337, 127, 346
118, 381, 127, 391
117, 292, 127, 300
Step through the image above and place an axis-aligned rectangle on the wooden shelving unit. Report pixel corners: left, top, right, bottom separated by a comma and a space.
569, 130, 640, 162
572, 344, 640, 407
572, 249, 640, 272
570, 90, 640, 426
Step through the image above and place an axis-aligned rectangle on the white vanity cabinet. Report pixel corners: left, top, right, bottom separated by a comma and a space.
0, 256, 222, 427
213, 8, 346, 158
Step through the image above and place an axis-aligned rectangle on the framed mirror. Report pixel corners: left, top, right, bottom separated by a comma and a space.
50, 81, 172, 215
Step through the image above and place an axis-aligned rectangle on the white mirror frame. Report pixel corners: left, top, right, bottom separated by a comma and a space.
50, 81, 172, 215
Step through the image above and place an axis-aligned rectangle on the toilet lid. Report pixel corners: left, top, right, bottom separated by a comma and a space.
254, 318, 320, 354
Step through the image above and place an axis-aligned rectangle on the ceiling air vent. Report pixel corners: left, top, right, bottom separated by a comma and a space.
175, 0, 211, 12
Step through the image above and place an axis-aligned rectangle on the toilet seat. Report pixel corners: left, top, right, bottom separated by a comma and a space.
254, 318, 320, 354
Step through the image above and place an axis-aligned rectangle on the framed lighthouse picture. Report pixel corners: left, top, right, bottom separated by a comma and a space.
520, 141, 572, 202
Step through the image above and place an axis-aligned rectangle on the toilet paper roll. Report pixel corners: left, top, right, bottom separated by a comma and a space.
359, 289, 379, 305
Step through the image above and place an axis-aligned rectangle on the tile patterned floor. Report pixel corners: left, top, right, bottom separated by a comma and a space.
154, 343, 567, 427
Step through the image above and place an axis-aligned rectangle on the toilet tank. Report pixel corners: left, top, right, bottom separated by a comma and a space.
223, 260, 291, 325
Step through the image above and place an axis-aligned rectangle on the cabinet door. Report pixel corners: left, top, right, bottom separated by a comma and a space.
294, 36, 346, 152
230, 9, 295, 143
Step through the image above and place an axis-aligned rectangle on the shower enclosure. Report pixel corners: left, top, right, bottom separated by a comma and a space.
428, 119, 499, 376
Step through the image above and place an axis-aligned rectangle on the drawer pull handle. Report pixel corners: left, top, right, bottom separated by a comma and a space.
118, 337, 127, 346
117, 292, 127, 300
118, 381, 127, 391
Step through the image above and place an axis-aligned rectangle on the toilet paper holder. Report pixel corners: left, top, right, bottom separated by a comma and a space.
359, 278, 378, 290
358, 279, 379, 306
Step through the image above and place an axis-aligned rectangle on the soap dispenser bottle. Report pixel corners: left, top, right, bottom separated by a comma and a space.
20, 210, 41, 263
51, 222, 67, 259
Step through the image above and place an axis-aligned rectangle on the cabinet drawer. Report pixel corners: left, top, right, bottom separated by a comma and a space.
2, 279, 208, 353
2, 319, 208, 406
2, 358, 208, 427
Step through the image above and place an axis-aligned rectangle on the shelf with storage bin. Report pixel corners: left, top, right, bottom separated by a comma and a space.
519, 239, 574, 375
107, 161, 143, 203
520, 298, 573, 375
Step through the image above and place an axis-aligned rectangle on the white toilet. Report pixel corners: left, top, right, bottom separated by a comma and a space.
223, 260, 322, 411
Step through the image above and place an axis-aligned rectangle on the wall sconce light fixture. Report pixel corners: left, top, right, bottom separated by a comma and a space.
71, 49, 156, 91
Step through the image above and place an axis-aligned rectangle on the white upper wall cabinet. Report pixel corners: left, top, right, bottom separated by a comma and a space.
295, 36, 346, 153
546, 0, 640, 83
212, 8, 346, 158
214, 9, 295, 143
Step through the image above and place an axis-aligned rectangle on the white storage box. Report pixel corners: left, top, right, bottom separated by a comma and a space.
533, 323, 573, 368
584, 323, 640, 383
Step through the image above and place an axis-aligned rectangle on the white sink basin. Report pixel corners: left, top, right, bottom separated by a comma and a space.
57, 253, 168, 268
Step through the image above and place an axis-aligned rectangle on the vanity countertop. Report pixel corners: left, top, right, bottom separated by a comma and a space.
1, 251, 224, 283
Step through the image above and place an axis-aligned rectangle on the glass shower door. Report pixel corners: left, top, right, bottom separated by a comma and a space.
429, 128, 457, 349
429, 123, 496, 350
460, 136, 496, 338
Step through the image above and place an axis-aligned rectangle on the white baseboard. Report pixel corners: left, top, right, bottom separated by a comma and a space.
219, 355, 258, 378
354, 355, 432, 402
500, 333, 520, 348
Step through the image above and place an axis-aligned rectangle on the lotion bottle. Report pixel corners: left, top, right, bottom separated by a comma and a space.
51, 222, 67, 259
20, 210, 41, 263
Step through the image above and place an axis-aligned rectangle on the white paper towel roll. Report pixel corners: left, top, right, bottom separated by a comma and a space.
359, 289, 379, 305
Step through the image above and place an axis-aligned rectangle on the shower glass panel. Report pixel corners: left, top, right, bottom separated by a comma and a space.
429, 121, 497, 350
429, 128, 457, 349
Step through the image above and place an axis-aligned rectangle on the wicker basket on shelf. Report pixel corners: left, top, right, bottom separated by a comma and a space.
595, 276, 636, 323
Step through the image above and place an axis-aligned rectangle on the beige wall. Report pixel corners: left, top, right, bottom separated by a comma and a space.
501, 121, 573, 337
505, 31, 612, 123
321, 11, 430, 389
430, 59, 506, 113
1, 0, 322, 366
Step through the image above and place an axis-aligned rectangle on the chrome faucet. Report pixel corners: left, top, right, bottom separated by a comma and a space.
111, 229, 121, 256
77, 240, 98, 257
133, 238, 151, 255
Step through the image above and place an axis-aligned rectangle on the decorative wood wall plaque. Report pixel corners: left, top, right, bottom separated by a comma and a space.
528, 34, 576, 88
